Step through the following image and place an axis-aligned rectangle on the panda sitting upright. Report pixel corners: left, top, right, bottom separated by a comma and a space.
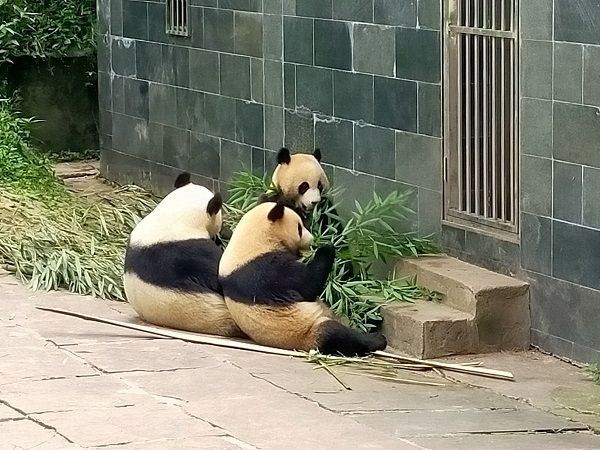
123, 173, 244, 337
219, 201, 387, 356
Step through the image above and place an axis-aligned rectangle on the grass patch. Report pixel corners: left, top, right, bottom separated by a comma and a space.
584, 363, 600, 385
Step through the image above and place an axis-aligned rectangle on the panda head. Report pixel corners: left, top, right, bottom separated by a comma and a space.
230, 202, 314, 259
271, 148, 330, 212
130, 173, 223, 245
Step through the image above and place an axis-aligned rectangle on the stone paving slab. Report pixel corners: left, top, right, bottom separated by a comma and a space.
1, 276, 600, 449
411, 431, 600, 450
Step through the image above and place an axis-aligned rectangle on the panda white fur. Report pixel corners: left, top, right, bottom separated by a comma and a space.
259, 148, 330, 219
123, 173, 244, 337
218, 201, 387, 356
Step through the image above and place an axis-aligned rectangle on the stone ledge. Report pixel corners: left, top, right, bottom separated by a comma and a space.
381, 255, 530, 358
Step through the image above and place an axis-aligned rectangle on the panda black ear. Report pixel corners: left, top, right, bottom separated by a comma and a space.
313, 148, 322, 162
174, 172, 191, 189
267, 203, 285, 222
207, 193, 223, 216
277, 148, 291, 165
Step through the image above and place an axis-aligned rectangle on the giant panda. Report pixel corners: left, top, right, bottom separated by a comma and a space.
218, 201, 387, 356
123, 173, 244, 337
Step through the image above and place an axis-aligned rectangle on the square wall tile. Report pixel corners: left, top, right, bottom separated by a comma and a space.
521, 0, 553, 40
314, 20, 352, 70
583, 166, 600, 229
111, 37, 136, 77
284, 16, 313, 64
251, 58, 264, 102
189, 49, 220, 94
395, 131, 441, 191
520, 98, 553, 158
334, 167, 375, 215
264, 60, 283, 106
149, 83, 177, 127
252, 147, 266, 176
554, 43, 583, 103
265, 105, 285, 150
123, 78, 149, 119
162, 45, 189, 87
418, 0, 441, 30
296, 0, 332, 18
162, 125, 190, 170
110, 0, 123, 36
521, 40, 553, 100
234, 12, 263, 57
333, 71, 373, 122
236, 100, 264, 147
553, 102, 600, 167
204, 8, 234, 52
264, 14, 283, 61
554, 221, 600, 291
374, 76, 417, 132
553, 161, 582, 224
315, 118, 353, 169
418, 83, 441, 137
353, 24, 395, 77
265, 0, 282, 14
584, 45, 600, 107
123, 0, 147, 40
136, 41, 162, 83
354, 124, 395, 179
205, 94, 236, 140
521, 213, 552, 275
176, 88, 205, 133
284, 63, 296, 108
220, 54, 251, 100
556, 0, 600, 45
296, 65, 333, 115
221, 140, 253, 182
190, 133, 220, 179
396, 28, 440, 83
374, 0, 416, 27
284, 109, 315, 150
521, 155, 552, 216
418, 188, 442, 236
332, 0, 373, 22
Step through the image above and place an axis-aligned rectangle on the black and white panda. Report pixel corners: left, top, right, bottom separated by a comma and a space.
259, 148, 330, 222
123, 173, 244, 337
218, 201, 387, 356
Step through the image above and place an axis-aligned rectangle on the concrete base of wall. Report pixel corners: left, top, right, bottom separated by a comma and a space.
381, 255, 530, 358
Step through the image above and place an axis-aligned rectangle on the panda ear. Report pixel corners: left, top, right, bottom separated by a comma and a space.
206, 193, 223, 216
277, 148, 291, 165
174, 172, 191, 189
267, 202, 285, 222
313, 148, 322, 162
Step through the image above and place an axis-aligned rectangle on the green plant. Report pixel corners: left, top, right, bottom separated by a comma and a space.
584, 363, 600, 385
224, 171, 440, 332
0, 0, 95, 62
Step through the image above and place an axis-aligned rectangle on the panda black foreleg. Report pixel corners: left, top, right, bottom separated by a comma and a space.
302, 245, 335, 299
316, 320, 387, 357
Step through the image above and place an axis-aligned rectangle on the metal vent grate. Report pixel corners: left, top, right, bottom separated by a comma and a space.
166, 0, 189, 36
444, 0, 518, 233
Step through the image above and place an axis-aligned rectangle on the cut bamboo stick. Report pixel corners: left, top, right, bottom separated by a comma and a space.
36, 306, 514, 381
374, 351, 514, 381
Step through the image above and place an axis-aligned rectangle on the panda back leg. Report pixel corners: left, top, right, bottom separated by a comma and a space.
315, 320, 387, 356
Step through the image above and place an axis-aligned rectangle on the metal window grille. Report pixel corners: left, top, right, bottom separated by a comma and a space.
166, 0, 189, 36
444, 0, 519, 233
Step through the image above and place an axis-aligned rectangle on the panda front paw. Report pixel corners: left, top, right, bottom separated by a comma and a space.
315, 244, 336, 263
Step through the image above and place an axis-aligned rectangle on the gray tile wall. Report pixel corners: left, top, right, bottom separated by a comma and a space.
97, 0, 443, 231
520, 0, 600, 362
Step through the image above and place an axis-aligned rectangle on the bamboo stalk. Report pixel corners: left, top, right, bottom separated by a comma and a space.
342, 371, 446, 387
318, 361, 352, 390
374, 351, 514, 381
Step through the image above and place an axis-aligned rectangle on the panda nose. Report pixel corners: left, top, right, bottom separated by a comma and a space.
311, 200, 319, 205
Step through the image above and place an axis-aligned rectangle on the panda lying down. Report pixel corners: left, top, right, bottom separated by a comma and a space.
124, 170, 386, 356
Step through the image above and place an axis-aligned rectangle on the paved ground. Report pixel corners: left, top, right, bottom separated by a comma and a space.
1, 272, 600, 450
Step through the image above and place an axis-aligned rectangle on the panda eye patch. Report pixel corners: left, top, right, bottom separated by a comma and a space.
318, 181, 323, 192
298, 182, 310, 195
298, 223, 302, 237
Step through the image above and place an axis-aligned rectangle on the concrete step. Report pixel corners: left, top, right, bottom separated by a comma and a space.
381, 255, 530, 359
